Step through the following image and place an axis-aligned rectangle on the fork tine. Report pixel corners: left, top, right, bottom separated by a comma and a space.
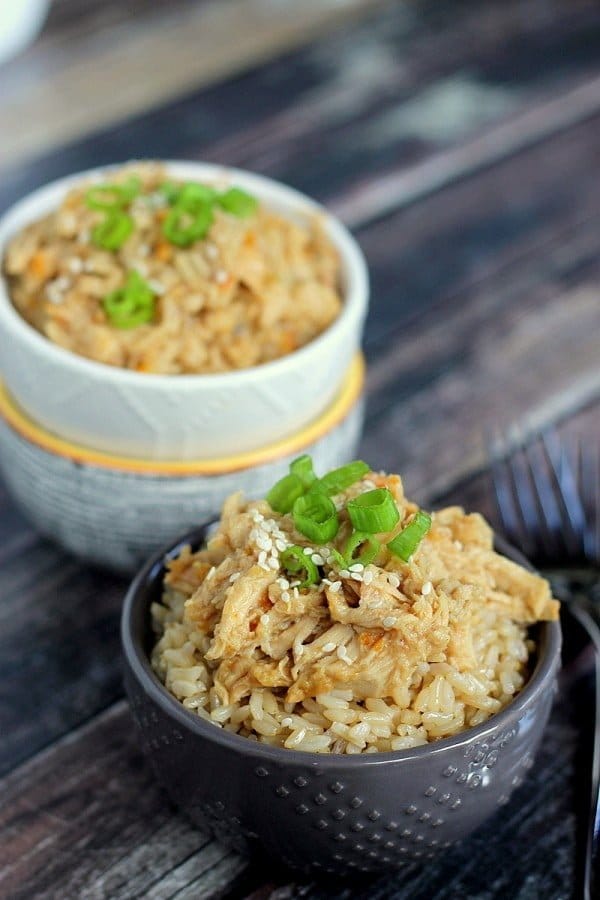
489, 432, 536, 557
541, 430, 585, 561
523, 437, 564, 560
507, 439, 552, 556
578, 436, 600, 565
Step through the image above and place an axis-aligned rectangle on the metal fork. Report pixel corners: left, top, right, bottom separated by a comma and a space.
489, 428, 600, 900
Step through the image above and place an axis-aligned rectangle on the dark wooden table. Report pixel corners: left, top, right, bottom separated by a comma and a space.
1, 1, 599, 897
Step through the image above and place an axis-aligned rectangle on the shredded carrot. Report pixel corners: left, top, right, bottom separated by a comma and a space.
154, 240, 172, 262
28, 250, 54, 279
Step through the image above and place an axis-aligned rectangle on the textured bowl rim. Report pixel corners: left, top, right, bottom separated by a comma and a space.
121, 527, 562, 768
0, 354, 364, 475
0, 159, 368, 389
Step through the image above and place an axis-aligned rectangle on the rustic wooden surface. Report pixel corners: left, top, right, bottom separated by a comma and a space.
1, 0, 599, 897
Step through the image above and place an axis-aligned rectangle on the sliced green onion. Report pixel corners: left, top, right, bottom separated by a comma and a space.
347, 488, 400, 534
344, 531, 380, 566
280, 545, 319, 589
86, 176, 140, 210
91, 211, 134, 251
218, 187, 258, 218
289, 454, 317, 488
266, 473, 305, 514
158, 181, 181, 203
387, 511, 432, 562
163, 203, 213, 247
327, 548, 346, 569
102, 270, 156, 329
178, 182, 218, 208
159, 181, 217, 207
311, 460, 370, 496
292, 493, 339, 543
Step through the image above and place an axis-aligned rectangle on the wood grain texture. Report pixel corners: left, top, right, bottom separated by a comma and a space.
0, 0, 599, 896
0, 0, 383, 170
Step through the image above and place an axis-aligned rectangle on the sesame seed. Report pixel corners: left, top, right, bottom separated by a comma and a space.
281, 717, 293, 727
312, 553, 325, 566
349, 563, 364, 573
229, 573, 241, 583
383, 616, 397, 628
339, 569, 350, 579
147, 278, 165, 295
260, 614, 269, 625
259, 563, 270, 572
329, 581, 342, 592
422, 581, 432, 596
363, 570, 374, 585
322, 642, 336, 653
387, 574, 401, 588
205, 242, 219, 259
66, 257, 83, 274
275, 539, 287, 552
277, 578, 290, 589
258, 550, 267, 565
350, 573, 363, 582
215, 268, 229, 284
256, 535, 272, 551
303, 547, 314, 556
293, 587, 300, 599
281, 591, 290, 602
268, 557, 279, 570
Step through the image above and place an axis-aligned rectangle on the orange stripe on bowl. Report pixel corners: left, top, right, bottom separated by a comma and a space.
0, 354, 365, 476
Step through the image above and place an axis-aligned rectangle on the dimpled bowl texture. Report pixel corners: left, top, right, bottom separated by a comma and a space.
121, 528, 562, 874
0, 161, 368, 461
0, 356, 364, 574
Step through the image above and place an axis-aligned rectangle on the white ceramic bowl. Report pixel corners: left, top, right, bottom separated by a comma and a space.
0, 161, 368, 460
0, 355, 364, 573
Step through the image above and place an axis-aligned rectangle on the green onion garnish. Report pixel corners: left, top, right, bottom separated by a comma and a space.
347, 488, 400, 534
266, 473, 305, 514
86, 177, 140, 210
343, 531, 380, 567
292, 493, 339, 543
289, 454, 317, 488
178, 182, 218, 208
280, 545, 319, 589
162, 203, 213, 247
159, 181, 218, 207
327, 548, 346, 569
387, 510, 432, 562
102, 270, 156, 329
218, 187, 258, 218
311, 460, 370, 496
91, 211, 134, 251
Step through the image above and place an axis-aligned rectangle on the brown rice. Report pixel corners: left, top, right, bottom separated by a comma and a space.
151, 468, 559, 754
3, 163, 341, 374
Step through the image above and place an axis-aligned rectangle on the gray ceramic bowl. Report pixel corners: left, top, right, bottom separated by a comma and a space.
121, 528, 561, 874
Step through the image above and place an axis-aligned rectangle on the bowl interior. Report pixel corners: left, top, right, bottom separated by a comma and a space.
122, 526, 562, 768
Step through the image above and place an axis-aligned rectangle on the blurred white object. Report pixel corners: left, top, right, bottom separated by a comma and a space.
0, 0, 49, 66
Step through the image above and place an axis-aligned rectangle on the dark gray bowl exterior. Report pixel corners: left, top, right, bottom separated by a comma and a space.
121, 528, 561, 874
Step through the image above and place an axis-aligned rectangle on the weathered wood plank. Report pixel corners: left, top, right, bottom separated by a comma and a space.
1, 0, 600, 215
0, 703, 249, 900
0, 0, 384, 170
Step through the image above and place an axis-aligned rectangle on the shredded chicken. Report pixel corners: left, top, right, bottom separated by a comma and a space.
162, 473, 558, 710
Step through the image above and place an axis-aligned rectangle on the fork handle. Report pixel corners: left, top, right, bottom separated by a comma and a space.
567, 603, 600, 900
